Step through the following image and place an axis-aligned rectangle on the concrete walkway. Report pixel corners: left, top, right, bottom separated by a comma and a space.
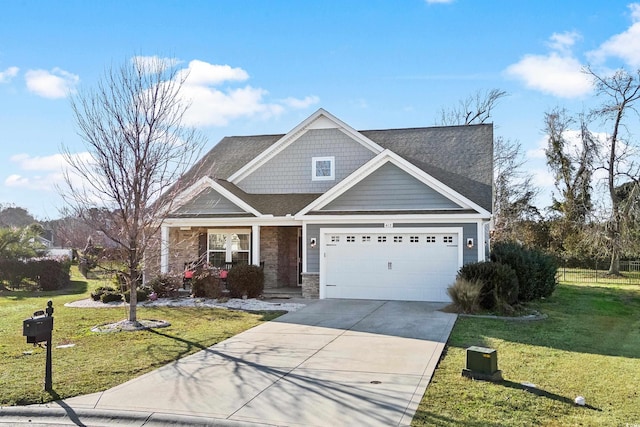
1, 299, 457, 426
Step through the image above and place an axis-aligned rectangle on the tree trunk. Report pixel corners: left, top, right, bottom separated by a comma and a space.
608, 247, 620, 276
128, 268, 138, 322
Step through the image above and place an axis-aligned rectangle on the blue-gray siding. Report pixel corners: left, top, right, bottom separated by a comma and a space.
175, 187, 245, 215
321, 162, 461, 211
238, 128, 376, 193
305, 222, 477, 273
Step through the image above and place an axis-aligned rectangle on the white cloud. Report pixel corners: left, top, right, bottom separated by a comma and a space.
5, 174, 30, 188
587, 3, 640, 67
131, 55, 182, 72
547, 31, 581, 53
505, 52, 592, 98
526, 135, 548, 160
10, 153, 68, 171
181, 60, 249, 86
5, 152, 90, 192
280, 95, 320, 109
0, 66, 19, 83
25, 67, 79, 99
4, 173, 63, 191
175, 59, 317, 127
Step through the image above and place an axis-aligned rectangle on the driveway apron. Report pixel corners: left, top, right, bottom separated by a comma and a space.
61, 299, 457, 426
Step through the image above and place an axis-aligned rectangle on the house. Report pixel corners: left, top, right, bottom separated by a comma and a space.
156, 109, 493, 302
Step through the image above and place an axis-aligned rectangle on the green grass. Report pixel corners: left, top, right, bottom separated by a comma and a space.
0, 267, 282, 406
413, 280, 640, 427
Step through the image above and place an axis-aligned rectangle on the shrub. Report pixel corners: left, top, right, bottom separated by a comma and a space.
0, 258, 71, 291
31, 259, 71, 291
91, 286, 116, 301
0, 259, 27, 289
123, 287, 150, 303
447, 278, 482, 313
457, 261, 518, 311
226, 264, 264, 299
531, 249, 559, 299
491, 242, 558, 301
100, 292, 123, 303
191, 268, 223, 299
146, 273, 181, 298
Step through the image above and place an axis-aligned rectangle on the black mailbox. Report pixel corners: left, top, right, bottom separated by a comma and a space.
23, 315, 54, 344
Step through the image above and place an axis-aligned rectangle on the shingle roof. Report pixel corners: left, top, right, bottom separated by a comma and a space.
215, 179, 319, 216
361, 125, 493, 211
176, 134, 281, 186
172, 123, 493, 215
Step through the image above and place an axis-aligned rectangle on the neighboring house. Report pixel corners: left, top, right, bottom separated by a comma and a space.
36, 232, 53, 249
156, 109, 493, 302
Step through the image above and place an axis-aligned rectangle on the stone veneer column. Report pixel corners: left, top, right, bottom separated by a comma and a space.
301, 273, 319, 299
260, 227, 279, 289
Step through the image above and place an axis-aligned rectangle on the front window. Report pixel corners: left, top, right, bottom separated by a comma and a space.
312, 156, 335, 181
207, 230, 250, 268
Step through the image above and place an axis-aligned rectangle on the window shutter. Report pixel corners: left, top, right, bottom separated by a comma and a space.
198, 233, 207, 260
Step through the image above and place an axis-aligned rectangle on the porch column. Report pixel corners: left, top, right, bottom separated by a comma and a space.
252, 225, 260, 266
161, 225, 169, 274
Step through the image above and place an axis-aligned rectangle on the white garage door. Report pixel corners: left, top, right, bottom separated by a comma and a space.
321, 229, 462, 302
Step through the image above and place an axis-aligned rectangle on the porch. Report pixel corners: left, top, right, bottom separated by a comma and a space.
159, 225, 304, 295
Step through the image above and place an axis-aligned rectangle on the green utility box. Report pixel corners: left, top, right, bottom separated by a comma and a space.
462, 346, 502, 381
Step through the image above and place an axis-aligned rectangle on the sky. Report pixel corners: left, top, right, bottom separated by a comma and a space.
1, 0, 640, 220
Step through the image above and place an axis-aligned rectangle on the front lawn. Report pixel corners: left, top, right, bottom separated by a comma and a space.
414, 280, 640, 426
0, 267, 282, 406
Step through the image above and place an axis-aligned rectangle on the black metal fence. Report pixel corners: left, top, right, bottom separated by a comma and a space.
558, 260, 640, 285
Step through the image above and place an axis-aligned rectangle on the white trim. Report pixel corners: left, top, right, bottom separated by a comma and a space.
228, 108, 384, 184
160, 226, 169, 274
161, 212, 488, 230
312, 156, 335, 181
319, 226, 463, 300
252, 225, 260, 266
302, 224, 308, 274
207, 228, 252, 266
297, 149, 491, 217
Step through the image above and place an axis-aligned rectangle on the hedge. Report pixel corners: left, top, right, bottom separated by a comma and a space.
0, 257, 71, 291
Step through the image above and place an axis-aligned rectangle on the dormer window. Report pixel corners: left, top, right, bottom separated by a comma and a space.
312, 156, 335, 181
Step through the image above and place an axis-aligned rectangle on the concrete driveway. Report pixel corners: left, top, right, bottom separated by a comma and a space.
4, 299, 457, 426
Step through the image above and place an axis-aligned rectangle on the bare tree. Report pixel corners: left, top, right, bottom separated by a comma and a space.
436, 89, 539, 242
492, 136, 540, 242
587, 67, 640, 275
436, 88, 507, 126
61, 56, 206, 322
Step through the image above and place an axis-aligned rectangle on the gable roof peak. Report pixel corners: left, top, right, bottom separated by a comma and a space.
228, 108, 384, 183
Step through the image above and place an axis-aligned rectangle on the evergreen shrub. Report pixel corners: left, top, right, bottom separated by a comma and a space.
457, 261, 518, 310
491, 242, 558, 301
227, 264, 264, 299
191, 267, 223, 299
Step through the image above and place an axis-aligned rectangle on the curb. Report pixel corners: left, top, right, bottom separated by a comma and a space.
458, 312, 548, 321
0, 406, 273, 426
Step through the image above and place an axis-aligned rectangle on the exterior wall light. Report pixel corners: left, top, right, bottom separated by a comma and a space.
466, 238, 474, 249
310, 238, 317, 248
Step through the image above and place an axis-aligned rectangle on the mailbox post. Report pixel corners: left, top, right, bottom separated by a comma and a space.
23, 300, 54, 391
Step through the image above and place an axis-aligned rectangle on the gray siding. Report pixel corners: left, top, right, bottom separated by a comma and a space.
305, 222, 477, 273
238, 128, 376, 193
321, 162, 461, 211
174, 188, 245, 215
